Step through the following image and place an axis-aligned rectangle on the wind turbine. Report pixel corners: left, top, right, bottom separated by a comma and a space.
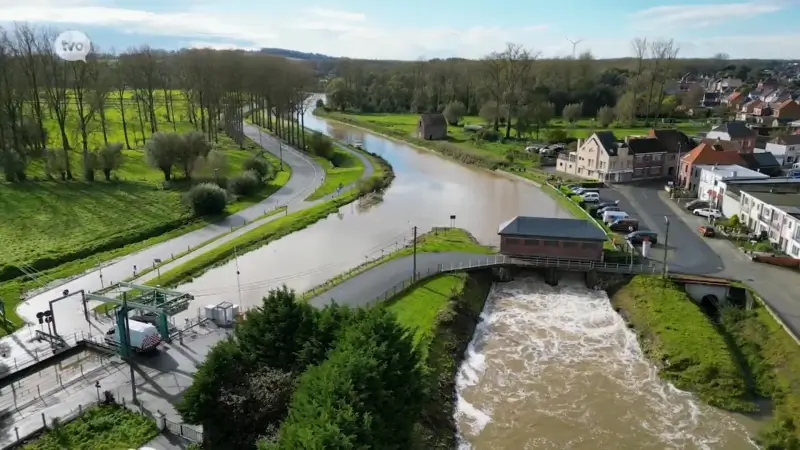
566, 37, 583, 59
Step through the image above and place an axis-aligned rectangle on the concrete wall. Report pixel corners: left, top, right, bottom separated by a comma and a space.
721, 192, 742, 218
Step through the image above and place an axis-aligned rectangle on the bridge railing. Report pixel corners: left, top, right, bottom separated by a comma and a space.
363, 255, 658, 306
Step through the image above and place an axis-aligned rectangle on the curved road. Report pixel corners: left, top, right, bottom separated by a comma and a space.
10, 122, 374, 357
308, 252, 488, 309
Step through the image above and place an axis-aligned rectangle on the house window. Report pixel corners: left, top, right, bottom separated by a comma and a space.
792, 244, 800, 258
543, 240, 559, 247
506, 238, 520, 245
525, 239, 539, 246
562, 241, 578, 248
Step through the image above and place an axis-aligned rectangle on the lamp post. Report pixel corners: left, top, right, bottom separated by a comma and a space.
662, 216, 670, 278
95, 381, 101, 401
153, 258, 162, 283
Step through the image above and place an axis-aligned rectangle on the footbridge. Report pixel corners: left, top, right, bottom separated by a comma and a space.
432, 254, 658, 275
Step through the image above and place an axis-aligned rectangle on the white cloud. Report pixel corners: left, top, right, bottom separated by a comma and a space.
187, 41, 260, 51
630, 1, 783, 27
2, 0, 800, 59
303, 7, 366, 22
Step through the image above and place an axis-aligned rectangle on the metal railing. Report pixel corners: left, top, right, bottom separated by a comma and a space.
363, 255, 657, 307
0, 329, 110, 380
165, 418, 204, 443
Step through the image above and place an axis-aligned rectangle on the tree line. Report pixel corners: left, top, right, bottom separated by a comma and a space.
323, 39, 784, 139
178, 286, 424, 449
0, 23, 315, 183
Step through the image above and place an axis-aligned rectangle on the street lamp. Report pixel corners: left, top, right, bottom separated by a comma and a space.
95, 381, 101, 401
153, 258, 162, 283
662, 216, 670, 278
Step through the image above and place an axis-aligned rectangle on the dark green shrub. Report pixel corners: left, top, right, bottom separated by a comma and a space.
242, 156, 271, 179
186, 183, 228, 216
229, 170, 262, 196
476, 129, 500, 142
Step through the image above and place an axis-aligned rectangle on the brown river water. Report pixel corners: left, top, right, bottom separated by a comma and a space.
175, 108, 762, 448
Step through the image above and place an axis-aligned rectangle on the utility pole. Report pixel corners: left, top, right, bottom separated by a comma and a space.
412, 226, 418, 281
662, 216, 670, 278
122, 291, 138, 405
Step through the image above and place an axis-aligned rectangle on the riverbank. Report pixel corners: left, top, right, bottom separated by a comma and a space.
353, 229, 494, 448
0, 137, 291, 332
611, 275, 800, 447
301, 227, 494, 301
136, 151, 393, 291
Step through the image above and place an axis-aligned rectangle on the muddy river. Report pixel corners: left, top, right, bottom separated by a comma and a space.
174, 106, 761, 448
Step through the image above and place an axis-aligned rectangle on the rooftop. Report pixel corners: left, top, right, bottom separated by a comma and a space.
695, 164, 767, 180
710, 121, 757, 138
498, 216, 608, 242
745, 191, 800, 219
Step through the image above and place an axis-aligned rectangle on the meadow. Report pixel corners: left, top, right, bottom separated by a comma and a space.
319, 111, 708, 166
1, 90, 290, 286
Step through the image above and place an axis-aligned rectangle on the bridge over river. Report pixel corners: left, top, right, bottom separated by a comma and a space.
308, 252, 661, 308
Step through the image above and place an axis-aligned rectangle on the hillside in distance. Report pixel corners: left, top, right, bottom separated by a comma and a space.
259, 48, 336, 61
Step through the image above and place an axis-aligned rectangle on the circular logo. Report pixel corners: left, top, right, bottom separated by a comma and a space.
54, 30, 92, 62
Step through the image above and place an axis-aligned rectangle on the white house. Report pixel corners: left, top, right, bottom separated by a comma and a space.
696, 164, 768, 217
739, 191, 800, 257
765, 135, 800, 167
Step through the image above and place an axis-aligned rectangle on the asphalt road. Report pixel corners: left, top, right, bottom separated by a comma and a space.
15, 125, 352, 334
308, 252, 495, 308
599, 182, 725, 275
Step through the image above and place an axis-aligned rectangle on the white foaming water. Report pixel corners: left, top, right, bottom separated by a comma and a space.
455, 275, 759, 450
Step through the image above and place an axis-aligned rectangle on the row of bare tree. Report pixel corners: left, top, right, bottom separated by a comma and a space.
0, 23, 315, 182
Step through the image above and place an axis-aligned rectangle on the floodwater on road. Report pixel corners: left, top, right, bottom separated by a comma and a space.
456, 274, 762, 450
172, 108, 569, 312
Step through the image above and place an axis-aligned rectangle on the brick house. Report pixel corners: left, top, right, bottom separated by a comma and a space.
648, 129, 694, 178
679, 139, 747, 191
417, 113, 448, 140
774, 99, 800, 121
706, 121, 758, 153
498, 216, 607, 261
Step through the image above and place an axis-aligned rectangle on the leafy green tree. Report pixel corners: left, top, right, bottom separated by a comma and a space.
145, 131, 182, 181
176, 130, 212, 179
442, 101, 466, 125
308, 132, 335, 161
562, 103, 583, 123
596, 106, 615, 127
96, 142, 124, 181
235, 286, 318, 372
527, 100, 554, 139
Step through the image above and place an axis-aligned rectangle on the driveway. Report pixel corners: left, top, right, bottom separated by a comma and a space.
600, 182, 725, 275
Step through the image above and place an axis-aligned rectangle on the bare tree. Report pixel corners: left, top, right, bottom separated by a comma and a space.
13, 24, 46, 151
626, 37, 648, 124
71, 52, 102, 179
38, 27, 73, 178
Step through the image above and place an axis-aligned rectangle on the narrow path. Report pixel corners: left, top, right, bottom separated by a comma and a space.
9, 124, 375, 364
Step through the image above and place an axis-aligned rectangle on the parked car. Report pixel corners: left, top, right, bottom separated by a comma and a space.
627, 230, 658, 245
603, 211, 630, 224
610, 218, 639, 232
685, 199, 709, 210
581, 192, 600, 203
588, 201, 619, 216
573, 187, 599, 195
597, 206, 621, 216
699, 225, 716, 237
693, 208, 722, 219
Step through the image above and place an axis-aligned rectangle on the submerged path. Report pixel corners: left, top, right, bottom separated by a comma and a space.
7, 123, 375, 363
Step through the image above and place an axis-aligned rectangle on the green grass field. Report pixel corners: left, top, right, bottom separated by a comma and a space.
611, 276, 754, 412
23, 404, 158, 450
318, 111, 707, 169
306, 150, 364, 201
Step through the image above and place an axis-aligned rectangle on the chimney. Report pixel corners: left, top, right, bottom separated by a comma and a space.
732, 171, 738, 178
577, 138, 583, 148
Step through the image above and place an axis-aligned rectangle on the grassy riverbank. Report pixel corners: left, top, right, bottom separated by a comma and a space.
302, 227, 495, 300
612, 275, 800, 447
388, 270, 494, 448
131, 151, 394, 291
22, 404, 158, 450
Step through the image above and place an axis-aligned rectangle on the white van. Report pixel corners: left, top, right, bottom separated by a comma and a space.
603, 211, 630, 224
581, 192, 600, 203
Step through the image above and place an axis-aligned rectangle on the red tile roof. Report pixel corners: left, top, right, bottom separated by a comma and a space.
681, 141, 747, 166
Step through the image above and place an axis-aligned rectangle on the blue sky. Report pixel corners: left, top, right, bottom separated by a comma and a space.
2, 0, 799, 59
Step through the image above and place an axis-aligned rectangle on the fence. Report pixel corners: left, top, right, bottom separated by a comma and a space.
0, 329, 110, 380
165, 417, 204, 443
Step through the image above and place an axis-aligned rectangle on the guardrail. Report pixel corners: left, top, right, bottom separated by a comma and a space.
363, 255, 658, 306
